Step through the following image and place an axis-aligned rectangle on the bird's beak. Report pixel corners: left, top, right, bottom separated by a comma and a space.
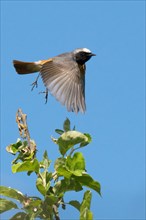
91, 53, 96, 56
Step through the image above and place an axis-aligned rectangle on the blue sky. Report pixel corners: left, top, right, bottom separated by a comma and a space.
1, 1, 145, 219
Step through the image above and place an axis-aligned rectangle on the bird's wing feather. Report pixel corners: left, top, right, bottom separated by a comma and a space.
40, 57, 86, 113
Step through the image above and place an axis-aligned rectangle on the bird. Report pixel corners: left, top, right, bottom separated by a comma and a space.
13, 48, 96, 113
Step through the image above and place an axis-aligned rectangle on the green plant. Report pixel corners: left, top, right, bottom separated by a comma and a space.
0, 109, 101, 220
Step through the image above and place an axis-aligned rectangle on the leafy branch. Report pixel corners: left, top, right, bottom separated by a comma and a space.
0, 109, 101, 220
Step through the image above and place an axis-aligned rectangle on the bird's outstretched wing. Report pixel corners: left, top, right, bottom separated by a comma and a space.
40, 57, 86, 113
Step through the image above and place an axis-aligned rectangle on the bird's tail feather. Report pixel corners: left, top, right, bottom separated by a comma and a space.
13, 60, 42, 74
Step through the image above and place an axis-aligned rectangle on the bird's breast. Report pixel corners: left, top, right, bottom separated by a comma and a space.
78, 64, 86, 76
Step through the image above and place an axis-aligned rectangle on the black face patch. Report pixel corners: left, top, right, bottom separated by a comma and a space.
75, 52, 92, 65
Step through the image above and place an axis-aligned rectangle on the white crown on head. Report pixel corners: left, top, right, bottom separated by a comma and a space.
74, 48, 92, 54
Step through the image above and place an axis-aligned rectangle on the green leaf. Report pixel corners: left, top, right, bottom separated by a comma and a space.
37, 174, 51, 196
54, 154, 86, 178
80, 133, 92, 147
44, 195, 59, 206
55, 129, 64, 135
40, 151, 51, 170
10, 212, 28, 220
40, 195, 59, 218
86, 210, 93, 219
43, 150, 49, 160
12, 158, 39, 173
36, 176, 46, 196
53, 179, 83, 196
23, 198, 42, 216
27, 199, 42, 207
6, 139, 36, 163
54, 157, 72, 178
6, 139, 24, 154
69, 200, 81, 211
75, 174, 101, 195
56, 166, 72, 179
80, 190, 93, 220
0, 198, 18, 214
54, 157, 66, 173
36, 164, 51, 196
57, 131, 91, 156
66, 152, 85, 176
0, 186, 25, 202
63, 118, 70, 131
46, 172, 53, 183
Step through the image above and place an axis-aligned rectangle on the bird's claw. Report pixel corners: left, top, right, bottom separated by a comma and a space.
31, 74, 40, 91
39, 88, 48, 104
31, 81, 38, 91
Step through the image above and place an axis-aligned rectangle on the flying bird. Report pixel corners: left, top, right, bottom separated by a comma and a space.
13, 48, 95, 113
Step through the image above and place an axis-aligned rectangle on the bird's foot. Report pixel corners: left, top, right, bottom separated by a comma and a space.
31, 74, 40, 91
39, 88, 48, 104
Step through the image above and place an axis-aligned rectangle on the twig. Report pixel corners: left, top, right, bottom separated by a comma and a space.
16, 108, 36, 153
53, 204, 60, 220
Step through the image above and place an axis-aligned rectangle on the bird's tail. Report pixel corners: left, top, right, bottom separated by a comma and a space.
13, 60, 42, 74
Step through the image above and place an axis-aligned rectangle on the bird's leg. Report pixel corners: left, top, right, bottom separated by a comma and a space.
31, 74, 40, 91
45, 88, 48, 103
39, 88, 49, 104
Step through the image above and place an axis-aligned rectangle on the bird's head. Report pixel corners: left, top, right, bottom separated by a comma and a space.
73, 48, 96, 65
